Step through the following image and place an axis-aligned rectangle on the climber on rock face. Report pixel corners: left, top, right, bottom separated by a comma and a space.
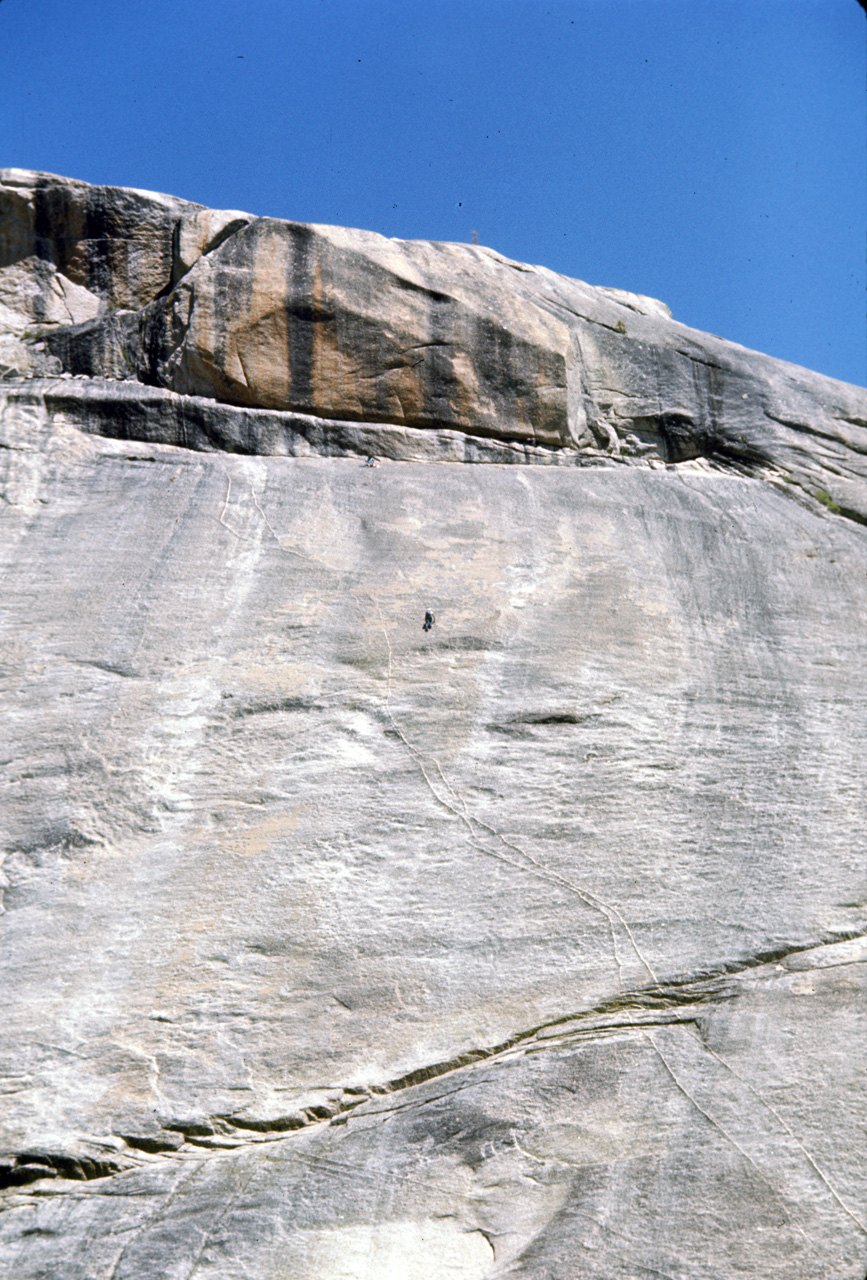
423, 611, 435, 632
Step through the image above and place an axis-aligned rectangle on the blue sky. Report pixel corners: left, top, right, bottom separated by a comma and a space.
2, 0, 865, 386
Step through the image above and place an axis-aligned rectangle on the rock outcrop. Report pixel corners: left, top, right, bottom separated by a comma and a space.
3, 167, 866, 519
1, 171, 866, 1279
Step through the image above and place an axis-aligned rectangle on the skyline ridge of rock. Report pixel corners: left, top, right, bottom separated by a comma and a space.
2, 167, 865, 528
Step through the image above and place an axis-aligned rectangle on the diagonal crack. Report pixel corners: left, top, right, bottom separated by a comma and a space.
6, 933, 864, 1207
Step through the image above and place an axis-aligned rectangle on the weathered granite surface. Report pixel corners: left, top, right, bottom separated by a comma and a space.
1, 171, 866, 1279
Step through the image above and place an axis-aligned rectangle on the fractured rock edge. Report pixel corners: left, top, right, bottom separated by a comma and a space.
1, 377, 865, 532
2, 932, 864, 1191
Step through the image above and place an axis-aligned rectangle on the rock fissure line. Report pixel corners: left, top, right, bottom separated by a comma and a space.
2, 935, 862, 1217
14, 381, 600, 465
6, 376, 866, 536
153, 937, 866, 1134
366, 591, 660, 992
174, 1158, 262, 1280
100, 1158, 211, 1280
684, 1028, 867, 1235
644, 1033, 864, 1239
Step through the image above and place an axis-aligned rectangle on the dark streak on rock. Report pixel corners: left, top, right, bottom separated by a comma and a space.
0, 1152, 121, 1188
222, 694, 322, 718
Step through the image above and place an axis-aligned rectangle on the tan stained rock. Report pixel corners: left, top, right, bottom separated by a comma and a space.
144, 218, 576, 446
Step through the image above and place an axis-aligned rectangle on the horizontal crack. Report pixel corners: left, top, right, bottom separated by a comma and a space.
7, 933, 864, 1190
178, 930, 867, 1141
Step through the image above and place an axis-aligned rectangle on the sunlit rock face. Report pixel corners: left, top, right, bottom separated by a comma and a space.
1, 171, 866, 1280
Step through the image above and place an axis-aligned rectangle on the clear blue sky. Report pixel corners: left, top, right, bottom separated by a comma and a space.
2, 0, 865, 386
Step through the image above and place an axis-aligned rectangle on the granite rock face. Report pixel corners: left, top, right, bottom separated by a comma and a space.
0, 171, 866, 1279
4, 166, 867, 518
